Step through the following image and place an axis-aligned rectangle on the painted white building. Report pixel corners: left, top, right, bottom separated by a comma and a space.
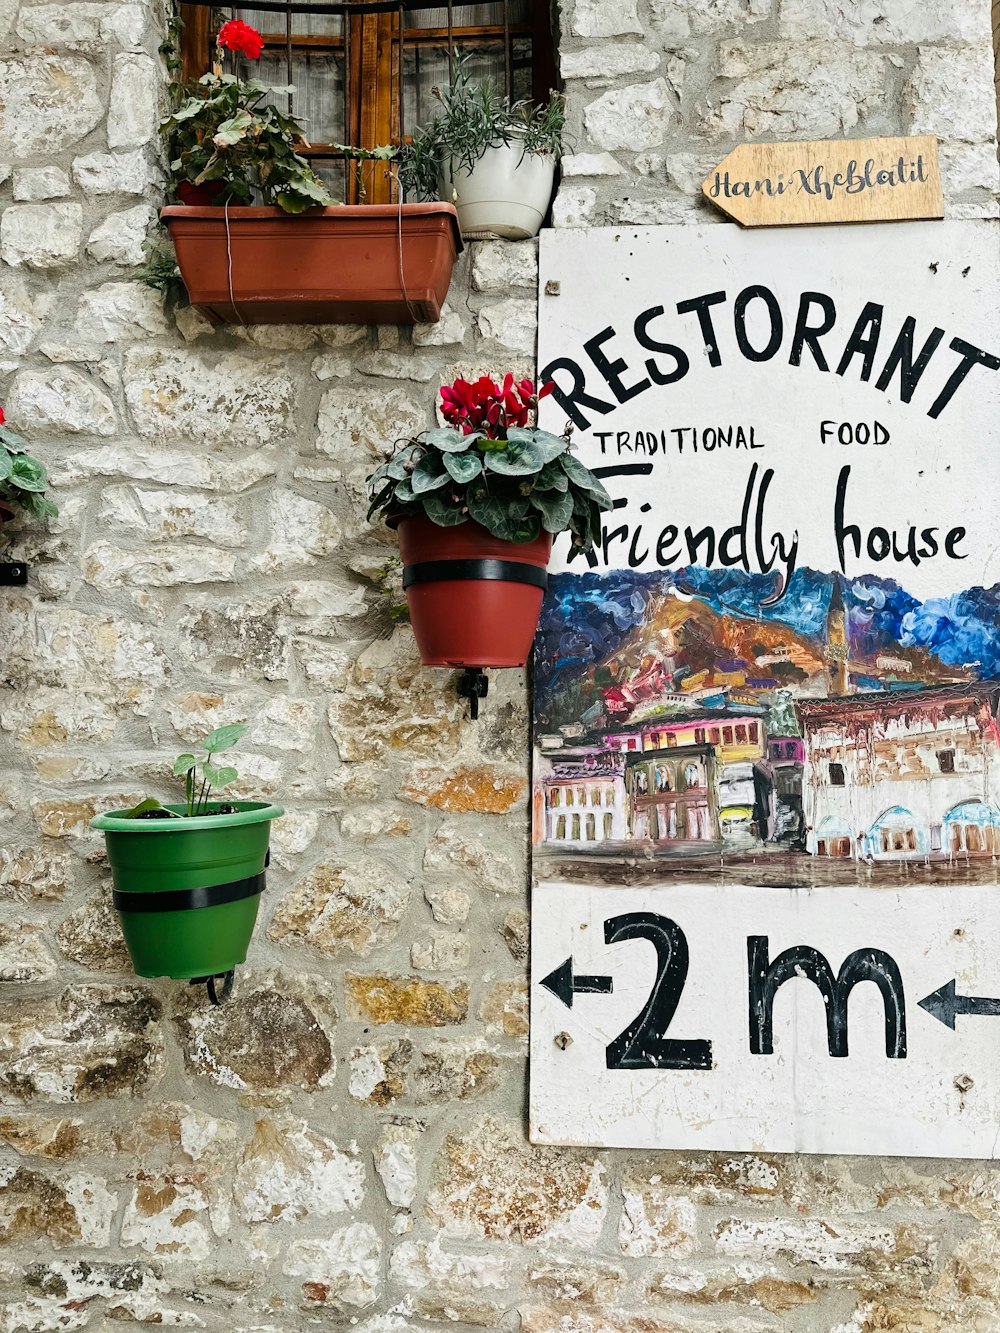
798, 684, 1000, 860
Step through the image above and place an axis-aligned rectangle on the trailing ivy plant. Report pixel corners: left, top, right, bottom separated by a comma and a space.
162, 20, 335, 213
124, 724, 249, 819
366, 375, 612, 550
0, 408, 58, 520
397, 52, 565, 201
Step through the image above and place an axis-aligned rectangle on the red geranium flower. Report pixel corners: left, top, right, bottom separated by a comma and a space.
217, 19, 264, 60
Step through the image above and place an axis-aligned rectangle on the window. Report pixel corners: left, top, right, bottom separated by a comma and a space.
937, 748, 956, 773
603, 812, 613, 838
828, 761, 845, 786
554, 815, 565, 839
180, 0, 556, 204
723, 727, 734, 745
548, 787, 561, 807
735, 724, 747, 744
683, 763, 700, 789
709, 728, 720, 745
748, 722, 759, 742
570, 813, 580, 840
585, 813, 596, 841
694, 728, 705, 743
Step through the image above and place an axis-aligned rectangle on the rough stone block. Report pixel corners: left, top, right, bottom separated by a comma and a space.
702, 41, 888, 138
98, 487, 248, 548
86, 204, 157, 266
470, 239, 538, 292
477, 299, 537, 353
348, 1039, 412, 1104
72, 149, 153, 195
778, 0, 990, 44
0, 55, 103, 158
249, 490, 342, 575
479, 981, 528, 1038
55, 890, 130, 972
904, 45, 998, 141
1, 203, 83, 269
107, 53, 159, 148
269, 858, 411, 958
562, 44, 661, 79
400, 765, 527, 813
11, 166, 70, 200
412, 1040, 503, 1101
181, 596, 290, 680
620, 1177, 698, 1256
423, 823, 519, 894
650, 0, 770, 37
234, 1116, 365, 1223
123, 349, 296, 444
584, 79, 676, 151
172, 971, 336, 1091
76, 282, 170, 342
571, 0, 642, 36
0, 1165, 116, 1246
0, 985, 164, 1103
284, 1223, 382, 1311
426, 1117, 607, 1245
120, 1176, 220, 1260
83, 542, 237, 588
0, 923, 56, 982
344, 975, 469, 1026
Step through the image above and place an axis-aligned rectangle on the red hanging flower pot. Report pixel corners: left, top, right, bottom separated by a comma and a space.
369, 375, 613, 675
392, 513, 552, 668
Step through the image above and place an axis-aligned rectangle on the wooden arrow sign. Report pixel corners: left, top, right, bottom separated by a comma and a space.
702, 135, 943, 228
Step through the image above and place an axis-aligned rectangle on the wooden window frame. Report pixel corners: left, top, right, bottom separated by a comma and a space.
179, 0, 556, 204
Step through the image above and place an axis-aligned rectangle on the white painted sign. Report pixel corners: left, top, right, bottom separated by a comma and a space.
531, 222, 1000, 1156
532, 883, 1000, 1156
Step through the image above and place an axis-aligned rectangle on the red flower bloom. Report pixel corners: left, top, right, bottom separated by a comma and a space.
438, 374, 550, 438
0, 405, 5, 426
217, 19, 264, 60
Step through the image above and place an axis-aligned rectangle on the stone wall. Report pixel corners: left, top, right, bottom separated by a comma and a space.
0, 0, 998, 1330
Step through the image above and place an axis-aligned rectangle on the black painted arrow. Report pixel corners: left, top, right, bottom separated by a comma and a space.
918, 978, 1000, 1030
540, 957, 613, 1009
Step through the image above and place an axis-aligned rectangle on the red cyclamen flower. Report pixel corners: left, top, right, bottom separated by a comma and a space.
217, 19, 265, 59
439, 375, 548, 438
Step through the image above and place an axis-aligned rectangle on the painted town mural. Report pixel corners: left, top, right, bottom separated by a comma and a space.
533, 565, 1000, 885
532, 222, 1000, 890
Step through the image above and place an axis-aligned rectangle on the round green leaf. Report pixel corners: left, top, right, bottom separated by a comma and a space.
9, 456, 46, 492
484, 441, 544, 475
443, 451, 482, 483
411, 454, 451, 494
422, 427, 477, 453
203, 722, 248, 753
423, 492, 469, 526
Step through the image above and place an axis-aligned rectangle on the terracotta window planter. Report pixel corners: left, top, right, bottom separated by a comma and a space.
162, 202, 463, 326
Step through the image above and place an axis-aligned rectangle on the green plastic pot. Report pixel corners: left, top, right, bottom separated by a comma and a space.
91, 801, 283, 981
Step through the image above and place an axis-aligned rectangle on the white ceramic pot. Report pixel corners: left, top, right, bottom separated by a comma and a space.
440, 140, 556, 239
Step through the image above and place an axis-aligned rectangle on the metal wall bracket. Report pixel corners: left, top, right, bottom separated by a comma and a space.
0, 563, 27, 586
457, 667, 489, 720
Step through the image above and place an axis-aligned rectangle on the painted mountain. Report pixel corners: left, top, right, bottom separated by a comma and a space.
534, 567, 1000, 733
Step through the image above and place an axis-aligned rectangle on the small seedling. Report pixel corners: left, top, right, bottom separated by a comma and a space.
125, 723, 249, 818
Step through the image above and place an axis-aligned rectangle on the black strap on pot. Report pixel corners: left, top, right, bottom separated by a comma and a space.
402, 558, 548, 590
112, 870, 266, 914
